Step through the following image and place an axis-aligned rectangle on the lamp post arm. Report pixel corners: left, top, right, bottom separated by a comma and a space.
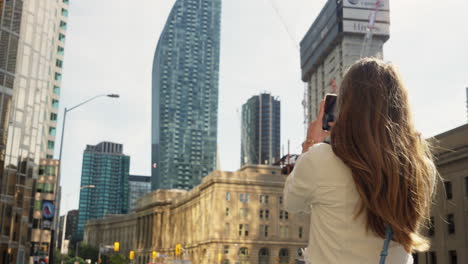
66, 94, 107, 113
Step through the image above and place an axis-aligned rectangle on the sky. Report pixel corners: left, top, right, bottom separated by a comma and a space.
58, 0, 468, 214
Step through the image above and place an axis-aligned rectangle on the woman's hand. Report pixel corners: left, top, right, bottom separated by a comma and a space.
302, 100, 334, 153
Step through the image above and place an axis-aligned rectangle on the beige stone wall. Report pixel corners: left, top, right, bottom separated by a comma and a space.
85, 165, 309, 264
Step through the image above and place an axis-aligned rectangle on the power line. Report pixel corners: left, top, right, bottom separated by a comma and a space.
265, 0, 300, 50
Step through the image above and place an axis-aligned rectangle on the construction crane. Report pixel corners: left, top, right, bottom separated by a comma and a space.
360, 0, 383, 58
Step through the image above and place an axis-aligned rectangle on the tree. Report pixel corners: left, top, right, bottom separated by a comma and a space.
77, 243, 99, 263
53, 248, 62, 264
65, 257, 85, 264
109, 254, 126, 264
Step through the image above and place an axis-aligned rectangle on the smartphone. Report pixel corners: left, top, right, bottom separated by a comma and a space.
322, 93, 337, 131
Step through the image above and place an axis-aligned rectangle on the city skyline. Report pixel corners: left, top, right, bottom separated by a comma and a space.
57, 0, 468, 214
151, 0, 222, 190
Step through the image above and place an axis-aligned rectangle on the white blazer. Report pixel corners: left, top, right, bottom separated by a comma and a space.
283, 143, 413, 264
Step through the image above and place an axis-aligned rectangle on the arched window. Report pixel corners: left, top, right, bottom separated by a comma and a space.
239, 247, 250, 264
279, 248, 289, 264
258, 248, 269, 264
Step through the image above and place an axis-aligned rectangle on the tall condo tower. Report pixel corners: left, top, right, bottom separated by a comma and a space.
76, 142, 130, 240
151, 0, 221, 190
0, 0, 69, 262
241, 93, 281, 166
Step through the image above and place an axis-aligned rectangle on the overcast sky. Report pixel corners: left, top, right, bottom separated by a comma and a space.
58, 0, 468, 214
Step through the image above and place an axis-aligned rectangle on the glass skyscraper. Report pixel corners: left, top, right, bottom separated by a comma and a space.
76, 142, 130, 240
128, 175, 151, 211
151, 0, 221, 190
241, 93, 281, 166
0, 0, 69, 262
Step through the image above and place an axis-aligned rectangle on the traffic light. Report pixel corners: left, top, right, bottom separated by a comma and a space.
129, 251, 135, 260
175, 244, 182, 256
114, 242, 120, 252
152, 251, 157, 259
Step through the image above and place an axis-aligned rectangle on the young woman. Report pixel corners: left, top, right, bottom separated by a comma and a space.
284, 58, 436, 264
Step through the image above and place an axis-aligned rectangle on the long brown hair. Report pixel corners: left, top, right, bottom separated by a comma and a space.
331, 58, 435, 252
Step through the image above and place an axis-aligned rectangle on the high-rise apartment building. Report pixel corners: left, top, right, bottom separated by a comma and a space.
151, 0, 221, 190
128, 175, 151, 212
241, 93, 281, 166
300, 0, 390, 122
0, 0, 69, 263
76, 142, 130, 241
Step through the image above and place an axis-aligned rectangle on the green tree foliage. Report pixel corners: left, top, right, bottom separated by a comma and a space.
76, 243, 99, 263
109, 254, 126, 264
65, 257, 85, 264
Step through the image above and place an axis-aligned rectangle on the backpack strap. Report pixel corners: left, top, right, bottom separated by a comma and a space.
379, 225, 393, 264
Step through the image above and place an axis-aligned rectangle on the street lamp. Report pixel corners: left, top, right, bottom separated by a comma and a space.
51, 93, 119, 261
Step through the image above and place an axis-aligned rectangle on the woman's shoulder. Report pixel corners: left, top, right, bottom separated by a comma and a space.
302, 142, 335, 161
300, 142, 352, 181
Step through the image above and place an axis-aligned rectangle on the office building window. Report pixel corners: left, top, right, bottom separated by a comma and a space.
244, 224, 249, 236
225, 223, 229, 236
57, 46, 65, 55
223, 246, 229, 254
239, 208, 249, 218
49, 127, 56, 136
47, 141, 55, 150
280, 210, 289, 220
279, 196, 283, 204
225, 207, 229, 216
259, 194, 269, 204
240, 193, 250, 203
53, 86, 60, 95
50, 113, 58, 121
464, 177, 468, 196
449, 250, 457, 264
265, 209, 269, 219
60, 21, 67, 30
259, 210, 263, 219
56, 59, 63, 68
61, 8, 68, 17
259, 225, 268, 237
447, 214, 455, 234
58, 33, 66, 42
225, 192, 230, 201
55, 72, 62, 81
428, 217, 435, 237
52, 99, 59, 108
299, 227, 303, 238
279, 226, 289, 239
444, 181, 453, 200
239, 224, 243, 236
429, 251, 437, 264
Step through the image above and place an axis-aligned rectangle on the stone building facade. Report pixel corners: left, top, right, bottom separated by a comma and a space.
415, 124, 468, 264
84, 165, 309, 264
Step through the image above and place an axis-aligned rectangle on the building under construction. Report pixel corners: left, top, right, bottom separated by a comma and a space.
300, 0, 390, 122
